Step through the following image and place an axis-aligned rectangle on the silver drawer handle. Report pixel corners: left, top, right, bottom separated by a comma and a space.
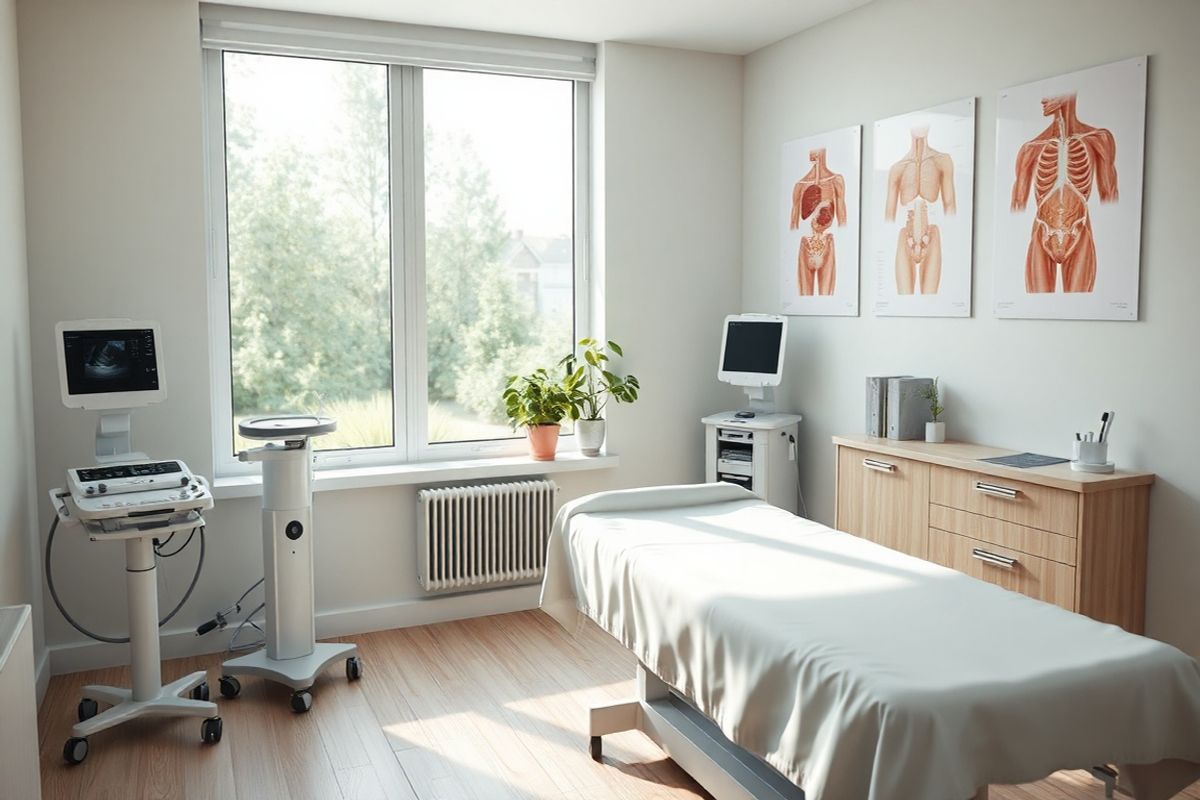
863, 458, 896, 473
971, 548, 1018, 569
974, 481, 1019, 499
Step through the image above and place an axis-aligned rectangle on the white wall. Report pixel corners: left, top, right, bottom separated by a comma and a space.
743, 0, 1200, 657
17, 0, 743, 671
0, 0, 44, 678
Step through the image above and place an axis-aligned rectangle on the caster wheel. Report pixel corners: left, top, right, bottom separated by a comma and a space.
64, 737, 89, 765
77, 698, 99, 722
290, 689, 313, 714
190, 682, 210, 702
201, 716, 223, 744
589, 735, 602, 762
346, 656, 364, 681
218, 675, 241, 699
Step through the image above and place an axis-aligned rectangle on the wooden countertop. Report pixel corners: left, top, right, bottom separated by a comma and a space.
832, 435, 1155, 494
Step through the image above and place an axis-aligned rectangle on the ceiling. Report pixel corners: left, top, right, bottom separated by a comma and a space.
216, 0, 874, 55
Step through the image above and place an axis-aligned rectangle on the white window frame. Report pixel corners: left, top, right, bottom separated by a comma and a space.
203, 48, 591, 478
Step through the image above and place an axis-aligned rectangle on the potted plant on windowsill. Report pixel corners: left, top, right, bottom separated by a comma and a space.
559, 338, 640, 457
920, 378, 945, 443
502, 368, 573, 461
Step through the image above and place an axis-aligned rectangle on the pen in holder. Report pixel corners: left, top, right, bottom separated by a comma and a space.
1072, 416, 1116, 473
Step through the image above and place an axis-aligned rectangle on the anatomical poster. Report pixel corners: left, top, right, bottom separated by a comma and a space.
993, 56, 1146, 320
871, 98, 976, 317
780, 125, 861, 316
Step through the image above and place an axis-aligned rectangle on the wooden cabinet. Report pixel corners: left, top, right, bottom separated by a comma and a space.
833, 435, 1154, 634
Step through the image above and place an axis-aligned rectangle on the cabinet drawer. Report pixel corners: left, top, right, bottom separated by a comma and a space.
929, 465, 1078, 537
835, 448, 929, 558
928, 528, 1076, 611
929, 505, 1076, 566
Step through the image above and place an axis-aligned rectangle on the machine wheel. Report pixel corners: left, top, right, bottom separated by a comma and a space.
190, 682, 210, 702
589, 735, 602, 761
218, 675, 241, 699
63, 737, 89, 765
346, 656, 364, 681
201, 716, 223, 744
77, 698, 99, 722
290, 689, 314, 713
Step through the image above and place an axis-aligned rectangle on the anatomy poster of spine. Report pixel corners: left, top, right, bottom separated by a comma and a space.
780, 125, 861, 316
993, 56, 1146, 320
871, 98, 975, 317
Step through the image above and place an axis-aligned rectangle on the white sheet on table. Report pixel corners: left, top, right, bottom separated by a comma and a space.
541, 483, 1200, 800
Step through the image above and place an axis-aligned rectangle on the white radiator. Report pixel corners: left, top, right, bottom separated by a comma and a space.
417, 480, 558, 592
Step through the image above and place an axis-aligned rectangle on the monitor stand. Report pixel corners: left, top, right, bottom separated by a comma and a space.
739, 386, 777, 416
95, 410, 147, 463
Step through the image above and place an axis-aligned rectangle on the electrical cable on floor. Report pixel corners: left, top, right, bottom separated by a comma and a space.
45, 511, 206, 644
228, 602, 267, 653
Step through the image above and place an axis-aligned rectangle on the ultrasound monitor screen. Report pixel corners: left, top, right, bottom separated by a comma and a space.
721, 320, 783, 374
62, 328, 160, 395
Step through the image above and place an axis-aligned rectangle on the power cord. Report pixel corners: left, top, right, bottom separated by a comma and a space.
45, 510, 206, 644
195, 577, 267, 654
788, 434, 810, 519
155, 528, 196, 558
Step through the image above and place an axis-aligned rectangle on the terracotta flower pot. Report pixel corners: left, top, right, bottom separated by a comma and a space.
526, 424, 561, 461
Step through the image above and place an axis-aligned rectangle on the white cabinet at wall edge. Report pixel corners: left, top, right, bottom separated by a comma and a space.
703, 412, 802, 515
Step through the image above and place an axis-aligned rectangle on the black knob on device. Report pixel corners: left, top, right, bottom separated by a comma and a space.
285, 520, 304, 540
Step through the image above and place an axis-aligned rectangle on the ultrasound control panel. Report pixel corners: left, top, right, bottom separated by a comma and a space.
69, 459, 193, 498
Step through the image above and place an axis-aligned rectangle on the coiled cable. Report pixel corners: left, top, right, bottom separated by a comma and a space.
45, 510, 206, 644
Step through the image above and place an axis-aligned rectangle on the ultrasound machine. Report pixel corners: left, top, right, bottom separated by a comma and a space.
46, 320, 221, 765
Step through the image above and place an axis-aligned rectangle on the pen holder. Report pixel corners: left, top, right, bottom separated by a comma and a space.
1071, 440, 1114, 473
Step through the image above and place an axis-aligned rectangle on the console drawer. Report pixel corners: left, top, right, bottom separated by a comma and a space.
928, 528, 1076, 611
930, 465, 1078, 537
928, 504, 1077, 566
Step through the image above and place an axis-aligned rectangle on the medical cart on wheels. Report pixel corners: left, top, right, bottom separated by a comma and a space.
220, 415, 362, 713
47, 319, 223, 764
50, 480, 221, 764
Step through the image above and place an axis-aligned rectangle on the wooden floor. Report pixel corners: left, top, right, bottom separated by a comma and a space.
38, 610, 1200, 800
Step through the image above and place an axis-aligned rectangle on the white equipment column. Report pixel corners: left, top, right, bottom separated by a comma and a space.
221, 415, 362, 713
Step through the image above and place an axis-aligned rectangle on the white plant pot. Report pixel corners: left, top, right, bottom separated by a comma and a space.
576, 419, 606, 456
926, 421, 946, 443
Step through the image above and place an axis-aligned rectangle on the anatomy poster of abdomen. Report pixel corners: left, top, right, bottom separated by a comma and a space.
780, 125, 861, 316
993, 56, 1146, 320
871, 98, 976, 317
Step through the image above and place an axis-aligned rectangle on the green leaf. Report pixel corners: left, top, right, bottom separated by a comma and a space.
607, 340, 623, 357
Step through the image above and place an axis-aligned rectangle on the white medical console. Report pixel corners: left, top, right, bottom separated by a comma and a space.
702, 411, 802, 515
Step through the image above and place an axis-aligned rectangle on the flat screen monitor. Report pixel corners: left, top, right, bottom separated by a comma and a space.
56, 320, 166, 410
718, 314, 787, 387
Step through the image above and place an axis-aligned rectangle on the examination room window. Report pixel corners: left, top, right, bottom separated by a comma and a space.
220, 53, 395, 455
423, 70, 576, 446
205, 20, 590, 473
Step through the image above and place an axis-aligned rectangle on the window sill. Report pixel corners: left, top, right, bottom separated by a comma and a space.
211, 451, 619, 500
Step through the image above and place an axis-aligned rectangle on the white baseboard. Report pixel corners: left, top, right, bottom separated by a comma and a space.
46, 584, 541, 676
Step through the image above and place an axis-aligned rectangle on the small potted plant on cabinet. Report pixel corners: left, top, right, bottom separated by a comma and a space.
559, 338, 641, 457
503, 368, 573, 461
920, 378, 945, 443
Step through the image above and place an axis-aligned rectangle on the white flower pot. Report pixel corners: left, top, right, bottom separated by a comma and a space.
926, 421, 945, 443
576, 419, 606, 456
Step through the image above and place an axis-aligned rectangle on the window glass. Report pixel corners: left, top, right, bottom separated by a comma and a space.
422, 70, 575, 444
222, 53, 393, 453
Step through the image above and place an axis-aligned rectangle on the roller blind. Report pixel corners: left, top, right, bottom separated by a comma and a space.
199, 4, 597, 81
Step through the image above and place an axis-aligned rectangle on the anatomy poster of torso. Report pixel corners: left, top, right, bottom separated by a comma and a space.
780, 125, 861, 316
993, 57, 1146, 320
871, 98, 975, 317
